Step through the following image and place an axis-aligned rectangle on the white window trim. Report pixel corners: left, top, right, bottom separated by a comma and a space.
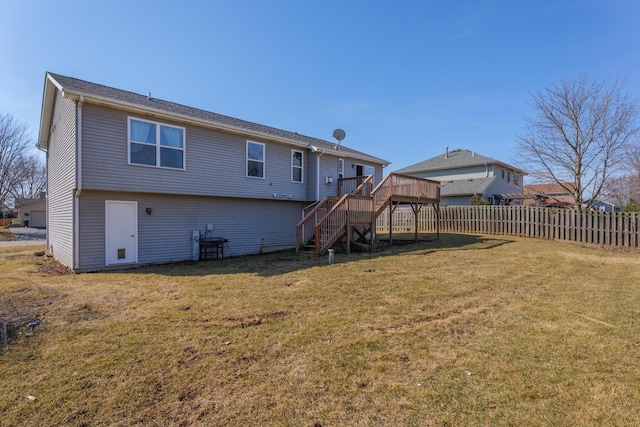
246, 140, 265, 179
128, 117, 186, 170
291, 149, 304, 183
338, 158, 344, 179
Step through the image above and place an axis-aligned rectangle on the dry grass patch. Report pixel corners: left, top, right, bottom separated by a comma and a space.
0, 226, 18, 241
1, 235, 640, 425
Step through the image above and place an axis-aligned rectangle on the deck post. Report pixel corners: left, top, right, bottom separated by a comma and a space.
433, 203, 440, 240
411, 202, 423, 243
388, 200, 393, 246
370, 197, 375, 252
346, 197, 351, 254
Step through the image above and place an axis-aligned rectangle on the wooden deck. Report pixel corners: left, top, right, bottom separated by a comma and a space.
296, 173, 440, 256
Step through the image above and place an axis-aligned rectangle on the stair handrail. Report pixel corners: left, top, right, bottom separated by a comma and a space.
296, 196, 339, 253
314, 193, 350, 255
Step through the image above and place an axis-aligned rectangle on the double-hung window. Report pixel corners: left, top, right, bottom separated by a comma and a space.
291, 150, 303, 183
129, 118, 185, 169
338, 159, 344, 179
247, 141, 265, 178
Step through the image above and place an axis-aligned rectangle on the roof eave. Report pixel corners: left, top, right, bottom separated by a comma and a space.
37, 73, 63, 150
51, 76, 389, 166
399, 160, 527, 176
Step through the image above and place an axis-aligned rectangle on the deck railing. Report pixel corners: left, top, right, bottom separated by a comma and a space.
352, 175, 374, 196
339, 176, 372, 196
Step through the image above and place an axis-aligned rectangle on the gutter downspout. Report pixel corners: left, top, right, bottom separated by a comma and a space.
36, 140, 48, 253
73, 95, 84, 270
316, 150, 324, 202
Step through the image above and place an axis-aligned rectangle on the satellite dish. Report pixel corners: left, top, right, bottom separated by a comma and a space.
333, 129, 346, 146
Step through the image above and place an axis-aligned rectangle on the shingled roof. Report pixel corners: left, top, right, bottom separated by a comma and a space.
395, 148, 525, 175
39, 72, 389, 165
440, 176, 497, 196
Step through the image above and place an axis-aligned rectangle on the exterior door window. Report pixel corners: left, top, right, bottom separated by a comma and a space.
355, 164, 375, 177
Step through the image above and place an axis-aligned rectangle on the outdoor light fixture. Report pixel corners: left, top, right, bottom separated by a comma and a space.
146, 208, 152, 215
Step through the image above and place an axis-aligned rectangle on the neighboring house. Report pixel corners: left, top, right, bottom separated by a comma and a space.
1, 204, 14, 219
14, 192, 47, 227
394, 148, 526, 205
584, 199, 620, 212
523, 182, 576, 207
38, 72, 389, 272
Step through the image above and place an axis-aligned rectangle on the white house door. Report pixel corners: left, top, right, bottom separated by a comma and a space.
106, 201, 138, 265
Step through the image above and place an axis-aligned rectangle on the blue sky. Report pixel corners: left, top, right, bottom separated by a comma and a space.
1, 0, 639, 173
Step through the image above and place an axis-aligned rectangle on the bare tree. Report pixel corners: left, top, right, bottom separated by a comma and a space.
518, 76, 639, 210
605, 142, 640, 206
10, 154, 46, 200
0, 113, 35, 209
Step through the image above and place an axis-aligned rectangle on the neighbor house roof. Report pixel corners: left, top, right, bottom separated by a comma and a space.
38, 72, 389, 166
523, 182, 575, 196
395, 148, 526, 175
523, 182, 576, 206
14, 198, 46, 209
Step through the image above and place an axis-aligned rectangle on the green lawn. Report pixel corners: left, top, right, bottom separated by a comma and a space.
1, 234, 639, 426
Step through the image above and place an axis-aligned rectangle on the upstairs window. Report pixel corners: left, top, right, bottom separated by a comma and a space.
129, 118, 185, 169
247, 141, 265, 178
291, 150, 303, 183
338, 159, 344, 179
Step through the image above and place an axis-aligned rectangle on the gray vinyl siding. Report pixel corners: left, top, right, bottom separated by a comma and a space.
46, 91, 76, 268
485, 178, 522, 198
306, 153, 315, 200
81, 105, 311, 201
440, 195, 473, 206
78, 190, 305, 271
319, 154, 341, 200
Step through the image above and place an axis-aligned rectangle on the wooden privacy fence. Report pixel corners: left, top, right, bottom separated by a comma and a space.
377, 205, 639, 248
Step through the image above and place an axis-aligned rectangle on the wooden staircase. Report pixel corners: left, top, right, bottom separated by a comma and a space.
296, 173, 440, 256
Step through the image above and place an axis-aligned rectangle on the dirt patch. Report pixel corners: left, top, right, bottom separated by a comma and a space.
0, 285, 65, 354
373, 301, 481, 335
35, 257, 73, 276
223, 311, 293, 328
